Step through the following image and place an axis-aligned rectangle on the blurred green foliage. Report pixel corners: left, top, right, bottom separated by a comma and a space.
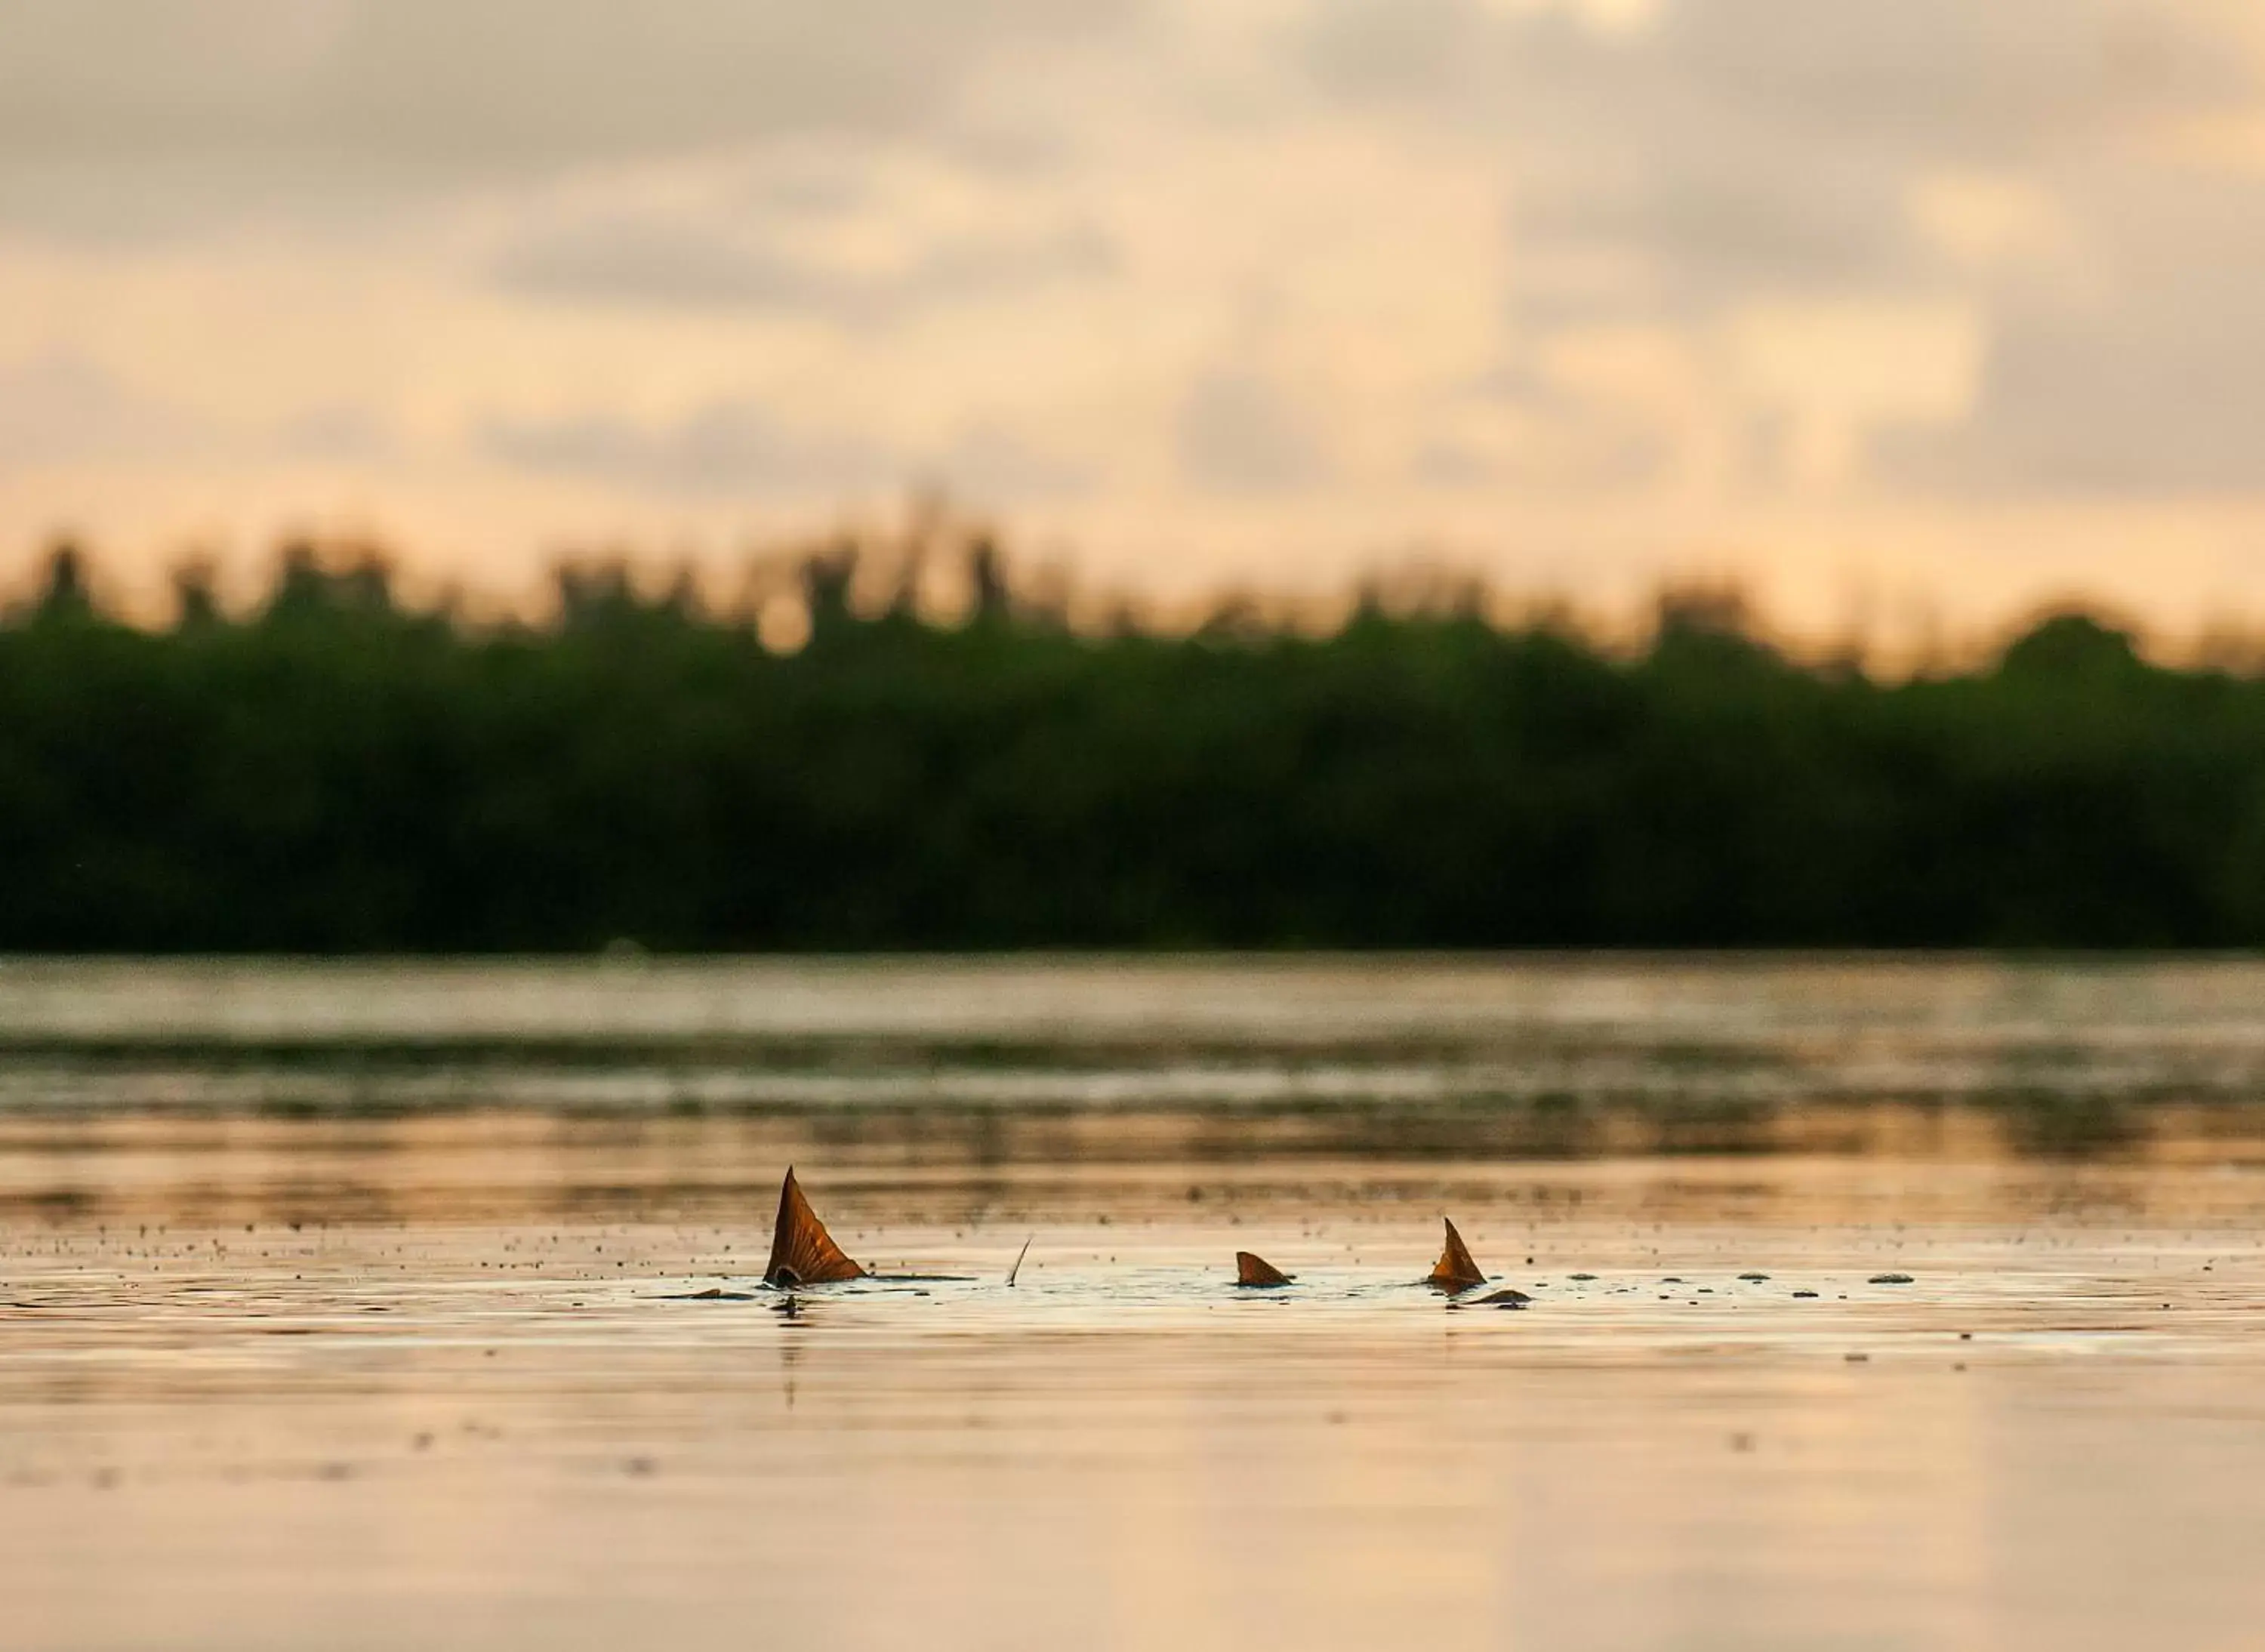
3, 538, 2261, 951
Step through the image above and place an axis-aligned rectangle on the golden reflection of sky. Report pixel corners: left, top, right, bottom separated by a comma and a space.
7, 5, 2265, 636
5, 1137, 2265, 1651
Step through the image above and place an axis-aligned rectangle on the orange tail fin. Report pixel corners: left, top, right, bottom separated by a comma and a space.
1428, 1217, 1486, 1292
764, 1168, 867, 1286
1235, 1251, 1293, 1287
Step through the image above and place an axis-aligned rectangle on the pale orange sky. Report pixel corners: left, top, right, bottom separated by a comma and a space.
6, 0, 2265, 643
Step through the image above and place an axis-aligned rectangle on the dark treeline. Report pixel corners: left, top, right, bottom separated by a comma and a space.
2, 534, 2262, 951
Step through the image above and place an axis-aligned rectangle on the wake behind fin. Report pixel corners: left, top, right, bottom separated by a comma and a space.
1235, 1251, 1294, 1287
763, 1167, 867, 1287
1427, 1216, 1487, 1293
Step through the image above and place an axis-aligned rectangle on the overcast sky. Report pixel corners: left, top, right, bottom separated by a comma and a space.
5, 0, 2265, 636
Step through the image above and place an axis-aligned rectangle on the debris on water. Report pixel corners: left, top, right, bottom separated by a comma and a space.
1569, 1272, 1597, 1281
1662, 1277, 1684, 1284
1869, 1273, 1915, 1285
1739, 1272, 1770, 1281
667, 1287, 756, 1301
1793, 1290, 1820, 1299
1845, 1353, 1869, 1363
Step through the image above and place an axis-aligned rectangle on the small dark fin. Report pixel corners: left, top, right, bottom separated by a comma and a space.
763, 1167, 866, 1287
1236, 1251, 1294, 1287
1006, 1234, 1034, 1287
1428, 1217, 1486, 1292
1446, 1287, 1528, 1313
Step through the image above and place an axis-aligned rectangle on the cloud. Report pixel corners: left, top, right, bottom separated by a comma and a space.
933, 425, 1093, 501
493, 212, 1116, 319
482, 398, 1099, 509
495, 219, 835, 313
0, 352, 220, 470
14, 0, 2265, 627
0, 0, 1135, 235
1296, 0, 2265, 500
1510, 157, 1923, 319
0, 351, 397, 476
278, 402, 395, 462
482, 400, 898, 498
1302, 0, 2252, 159
1877, 177, 2265, 495
1410, 411, 1672, 493
1308, 0, 2257, 319
1176, 370, 1333, 493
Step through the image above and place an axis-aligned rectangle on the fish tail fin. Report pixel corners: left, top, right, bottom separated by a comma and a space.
764, 1167, 867, 1286
1235, 1251, 1293, 1287
1428, 1216, 1485, 1291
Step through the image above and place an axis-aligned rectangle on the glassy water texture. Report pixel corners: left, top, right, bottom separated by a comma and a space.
3, 957, 2263, 1651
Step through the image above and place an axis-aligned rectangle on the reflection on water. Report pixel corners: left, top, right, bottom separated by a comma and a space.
9, 955, 2265, 1160
5, 959, 2265, 1650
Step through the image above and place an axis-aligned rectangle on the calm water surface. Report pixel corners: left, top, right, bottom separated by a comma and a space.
4, 957, 2264, 1651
